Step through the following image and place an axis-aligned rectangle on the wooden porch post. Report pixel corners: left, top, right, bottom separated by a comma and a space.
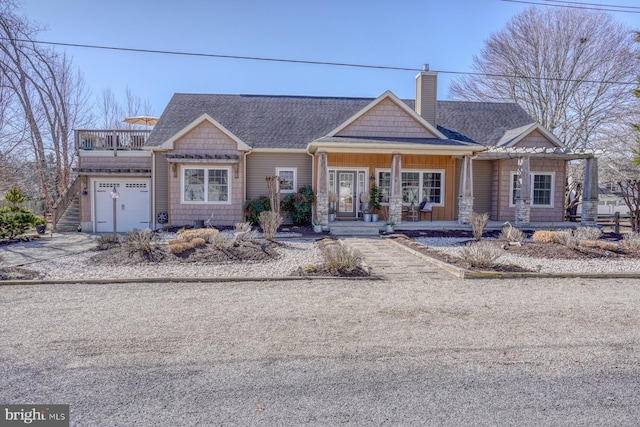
515, 156, 531, 225
581, 157, 598, 226
458, 155, 474, 224
389, 152, 403, 225
316, 151, 329, 224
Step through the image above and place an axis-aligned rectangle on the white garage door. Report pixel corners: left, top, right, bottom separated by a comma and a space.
94, 180, 150, 232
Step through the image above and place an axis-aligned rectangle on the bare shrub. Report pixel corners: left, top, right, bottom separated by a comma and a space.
190, 237, 206, 248
95, 234, 120, 251
234, 222, 253, 241
623, 232, 640, 250
123, 229, 160, 261
499, 222, 526, 243
259, 210, 282, 241
470, 211, 489, 240
458, 241, 503, 268
168, 239, 193, 254
210, 232, 236, 249
573, 226, 602, 241
322, 244, 363, 270
177, 228, 219, 242
532, 230, 563, 243
551, 231, 577, 248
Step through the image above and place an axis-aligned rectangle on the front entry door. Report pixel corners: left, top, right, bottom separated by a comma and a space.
337, 171, 357, 218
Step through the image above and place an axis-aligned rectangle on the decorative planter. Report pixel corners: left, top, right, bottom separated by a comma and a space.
328, 213, 336, 223
371, 214, 379, 222
363, 213, 372, 222
385, 225, 394, 233
313, 224, 322, 233
36, 225, 46, 235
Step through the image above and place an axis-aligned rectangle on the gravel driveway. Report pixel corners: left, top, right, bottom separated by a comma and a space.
1, 277, 639, 425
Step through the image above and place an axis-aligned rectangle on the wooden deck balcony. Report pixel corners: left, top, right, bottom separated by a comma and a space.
75, 129, 152, 151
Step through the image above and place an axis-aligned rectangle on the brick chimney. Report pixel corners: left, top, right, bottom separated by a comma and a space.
415, 64, 437, 126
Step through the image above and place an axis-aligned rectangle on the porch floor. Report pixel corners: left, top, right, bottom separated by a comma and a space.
328, 219, 580, 234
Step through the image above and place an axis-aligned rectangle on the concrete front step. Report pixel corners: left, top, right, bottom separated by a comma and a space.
329, 221, 382, 237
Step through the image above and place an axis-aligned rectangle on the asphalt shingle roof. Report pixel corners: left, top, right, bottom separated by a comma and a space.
146, 94, 536, 149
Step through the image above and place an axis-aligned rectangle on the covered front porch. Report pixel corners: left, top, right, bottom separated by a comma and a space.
326, 219, 581, 237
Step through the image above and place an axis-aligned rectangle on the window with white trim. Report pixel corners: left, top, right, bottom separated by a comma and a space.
377, 170, 444, 205
510, 172, 554, 207
276, 167, 297, 193
183, 167, 230, 203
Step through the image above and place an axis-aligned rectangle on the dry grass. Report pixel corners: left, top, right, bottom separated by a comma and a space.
470, 211, 489, 240
168, 240, 193, 254
573, 226, 603, 241
499, 223, 526, 243
95, 234, 119, 251
122, 229, 162, 261
532, 230, 569, 243
259, 211, 282, 241
190, 237, 206, 248
210, 232, 236, 249
177, 228, 219, 242
458, 241, 503, 268
623, 233, 640, 250
322, 243, 363, 270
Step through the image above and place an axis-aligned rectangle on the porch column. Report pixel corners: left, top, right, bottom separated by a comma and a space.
458, 155, 474, 224
316, 151, 329, 224
515, 156, 531, 226
581, 157, 598, 226
389, 152, 403, 225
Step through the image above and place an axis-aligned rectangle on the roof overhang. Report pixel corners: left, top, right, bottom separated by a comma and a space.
498, 123, 566, 149
478, 146, 602, 160
307, 136, 485, 156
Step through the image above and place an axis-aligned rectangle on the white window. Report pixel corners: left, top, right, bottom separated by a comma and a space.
182, 167, 230, 203
276, 167, 297, 193
510, 172, 554, 207
377, 170, 444, 206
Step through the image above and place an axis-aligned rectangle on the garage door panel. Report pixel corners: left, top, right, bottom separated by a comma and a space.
95, 181, 150, 232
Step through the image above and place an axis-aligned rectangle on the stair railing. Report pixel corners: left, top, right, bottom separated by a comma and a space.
52, 175, 80, 230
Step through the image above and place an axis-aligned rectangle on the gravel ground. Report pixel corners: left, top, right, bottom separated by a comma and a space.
1, 278, 639, 425
30, 238, 324, 280
415, 237, 640, 274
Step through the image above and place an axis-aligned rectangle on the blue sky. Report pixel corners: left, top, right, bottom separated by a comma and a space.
20, 0, 640, 117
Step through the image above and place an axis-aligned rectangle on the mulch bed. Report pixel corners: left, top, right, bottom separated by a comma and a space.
391, 230, 640, 273
0, 266, 41, 281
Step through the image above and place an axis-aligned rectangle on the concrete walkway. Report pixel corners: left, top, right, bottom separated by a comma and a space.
341, 237, 452, 282
0, 232, 97, 267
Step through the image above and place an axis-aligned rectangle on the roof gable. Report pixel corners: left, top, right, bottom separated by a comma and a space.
151, 113, 250, 151
328, 91, 446, 139
498, 123, 565, 149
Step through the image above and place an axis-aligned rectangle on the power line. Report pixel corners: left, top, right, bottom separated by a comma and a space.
501, 0, 640, 13
544, 0, 640, 11
0, 36, 637, 86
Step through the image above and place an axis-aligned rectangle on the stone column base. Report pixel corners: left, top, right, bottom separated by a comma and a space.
316, 194, 329, 225
458, 197, 474, 224
389, 196, 403, 225
515, 199, 531, 226
581, 200, 598, 227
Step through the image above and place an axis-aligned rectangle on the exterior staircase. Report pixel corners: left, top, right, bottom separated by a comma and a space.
54, 196, 80, 232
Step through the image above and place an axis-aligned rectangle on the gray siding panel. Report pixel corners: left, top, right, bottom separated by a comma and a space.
473, 160, 493, 217
246, 152, 313, 200
154, 153, 169, 224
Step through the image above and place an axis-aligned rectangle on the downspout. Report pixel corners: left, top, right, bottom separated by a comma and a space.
243, 148, 253, 206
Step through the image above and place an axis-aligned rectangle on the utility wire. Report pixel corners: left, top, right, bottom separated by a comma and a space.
0, 36, 637, 86
544, 0, 640, 11
501, 0, 640, 13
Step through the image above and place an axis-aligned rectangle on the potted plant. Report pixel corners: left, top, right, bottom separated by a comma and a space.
328, 191, 337, 222
384, 221, 395, 233
369, 184, 381, 222
35, 216, 47, 234
360, 192, 371, 222
312, 219, 323, 233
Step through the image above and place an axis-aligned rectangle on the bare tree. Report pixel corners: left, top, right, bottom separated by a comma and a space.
449, 7, 639, 152
97, 86, 154, 130
0, 0, 90, 208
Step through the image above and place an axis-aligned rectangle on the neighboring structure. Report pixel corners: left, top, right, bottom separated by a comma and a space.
70, 67, 599, 232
